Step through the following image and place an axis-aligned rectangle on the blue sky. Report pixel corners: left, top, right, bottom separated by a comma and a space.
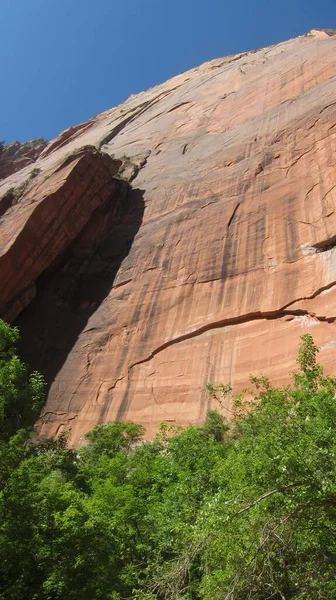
0, 0, 335, 143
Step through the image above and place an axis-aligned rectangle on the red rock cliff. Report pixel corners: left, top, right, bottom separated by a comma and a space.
1, 29, 336, 445
0, 138, 47, 180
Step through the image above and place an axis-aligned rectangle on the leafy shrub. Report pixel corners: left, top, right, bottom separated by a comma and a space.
0, 332, 335, 599
29, 167, 41, 179
0, 319, 44, 440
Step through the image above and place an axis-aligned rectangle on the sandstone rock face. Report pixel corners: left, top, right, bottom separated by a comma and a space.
0, 148, 123, 322
1, 30, 336, 445
0, 138, 47, 180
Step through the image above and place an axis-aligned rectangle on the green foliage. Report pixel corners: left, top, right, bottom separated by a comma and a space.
84, 420, 144, 456
202, 409, 229, 441
0, 332, 336, 599
29, 167, 41, 179
0, 319, 45, 440
196, 334, 336, 600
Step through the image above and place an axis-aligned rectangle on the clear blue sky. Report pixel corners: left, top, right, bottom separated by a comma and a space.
1, 0, 335, 143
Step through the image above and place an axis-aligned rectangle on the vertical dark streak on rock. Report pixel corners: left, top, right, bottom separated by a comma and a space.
227, 202, 241, 228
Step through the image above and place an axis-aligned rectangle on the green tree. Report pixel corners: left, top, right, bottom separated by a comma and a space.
0, 319, 45, 440
0, 331, 335, 600
202, 409, 229, 442
195, 334, 336, 600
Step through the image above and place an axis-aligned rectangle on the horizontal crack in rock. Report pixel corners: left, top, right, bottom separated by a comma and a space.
126, 285, 336, 375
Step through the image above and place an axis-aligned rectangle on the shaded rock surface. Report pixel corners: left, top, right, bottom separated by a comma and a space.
1, 30, 336, 445
0, 148, 123, 322
0, 138, 47, 180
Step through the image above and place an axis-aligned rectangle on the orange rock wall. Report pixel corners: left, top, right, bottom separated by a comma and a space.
1, 30, 336, 445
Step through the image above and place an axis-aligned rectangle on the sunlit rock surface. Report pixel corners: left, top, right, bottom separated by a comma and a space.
1, 29, 336, 445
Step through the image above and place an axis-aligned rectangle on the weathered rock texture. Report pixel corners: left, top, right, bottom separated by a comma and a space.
0, 148, 123, 322
0, 138, 47, 180
1, 29, 336, 445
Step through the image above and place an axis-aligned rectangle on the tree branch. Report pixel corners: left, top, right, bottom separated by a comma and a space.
282, 497, 336, 522
234, 482, 312, 518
